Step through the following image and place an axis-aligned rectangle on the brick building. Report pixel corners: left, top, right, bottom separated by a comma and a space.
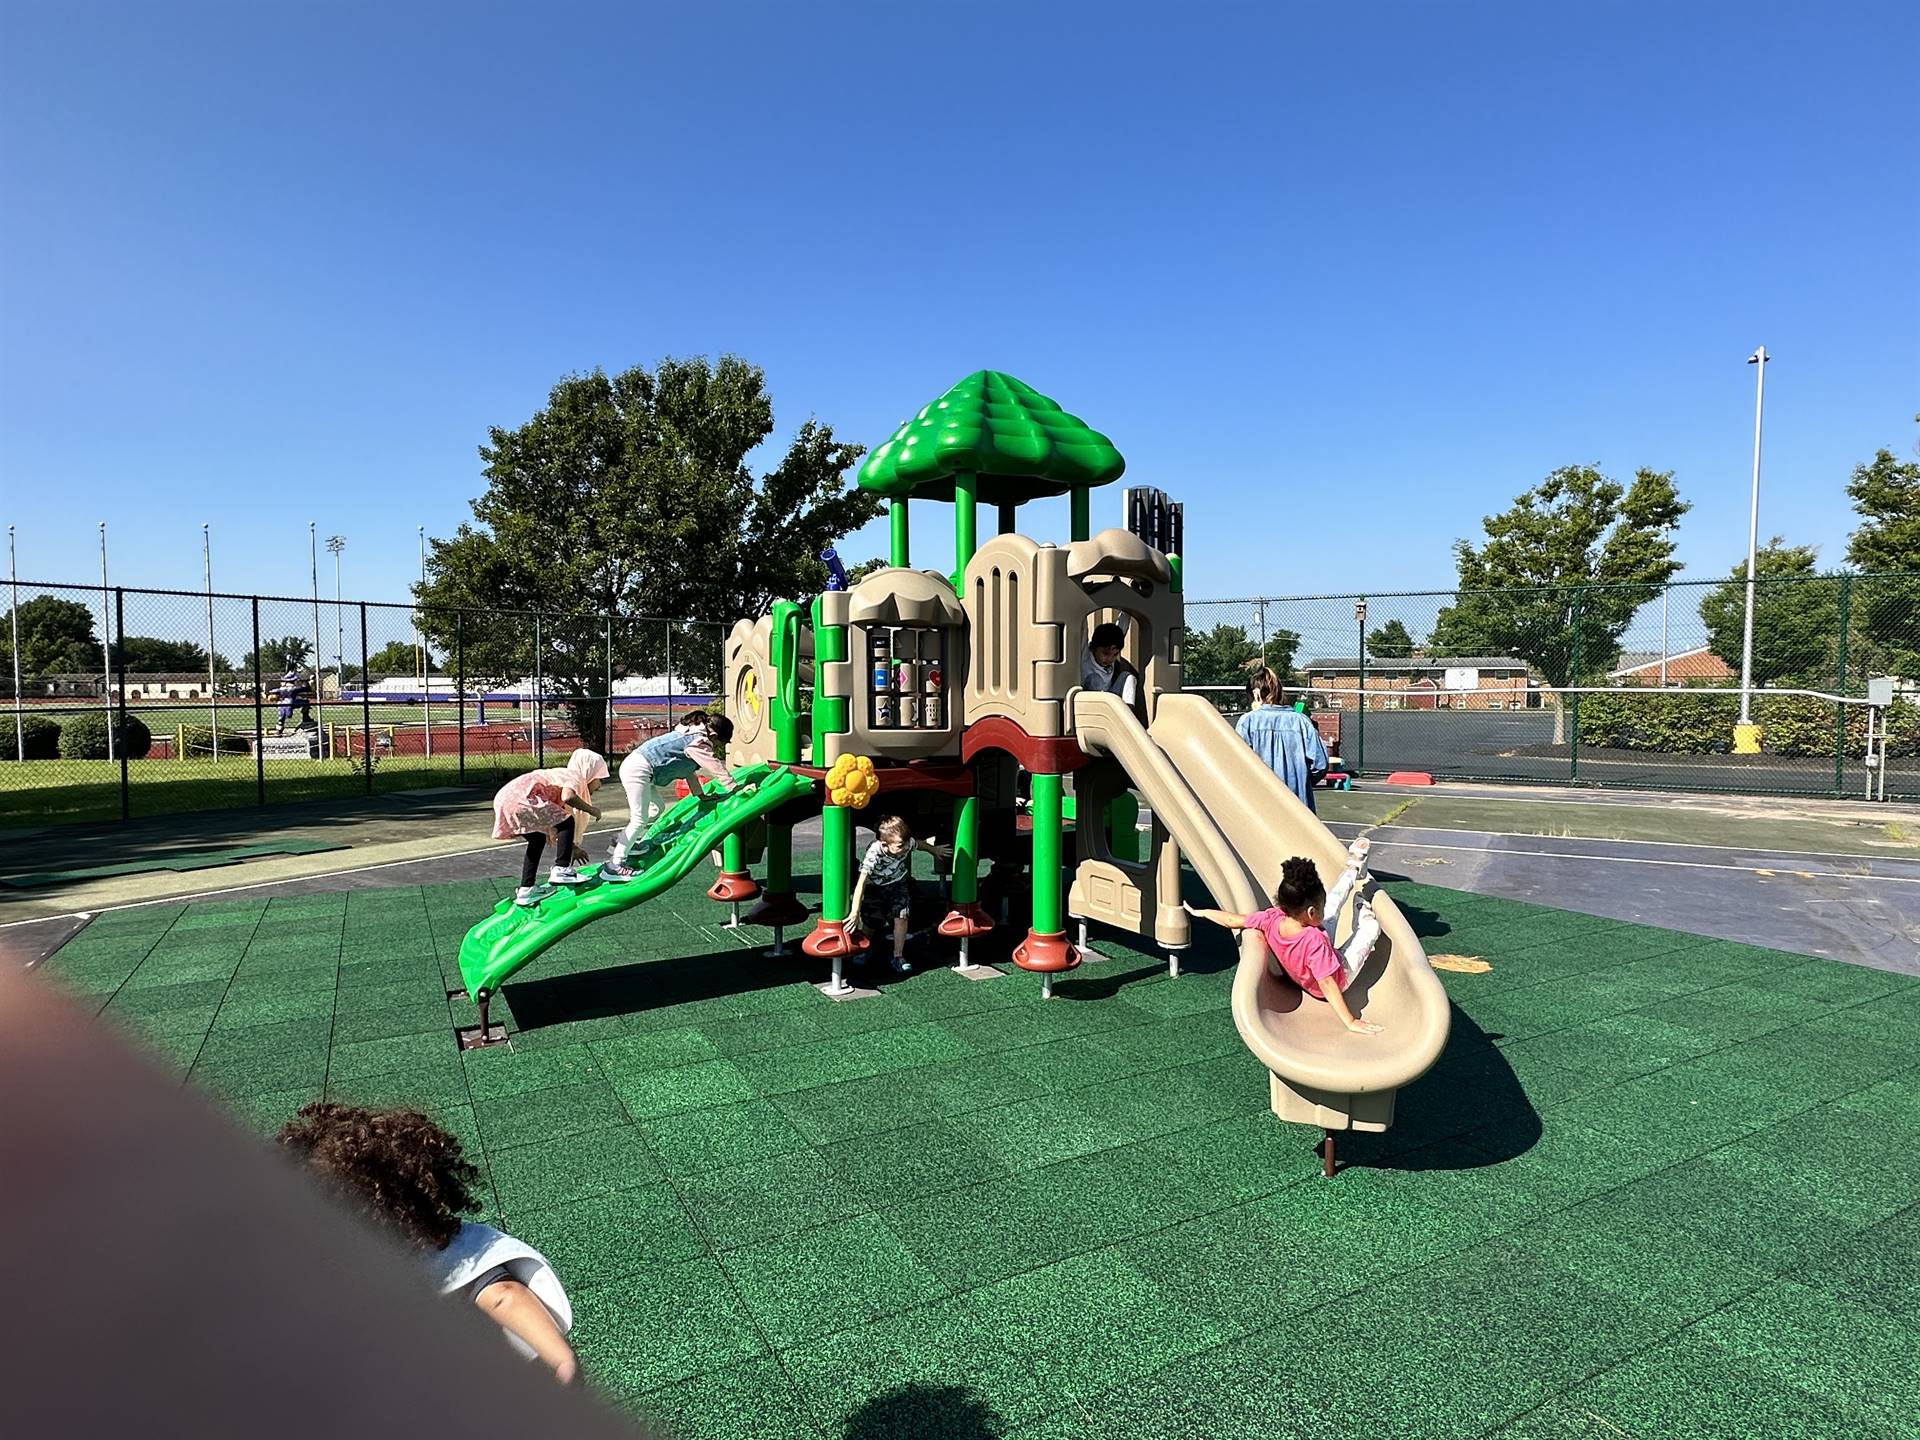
1606, 647, 1733, 686
1296, 655, 1535, 710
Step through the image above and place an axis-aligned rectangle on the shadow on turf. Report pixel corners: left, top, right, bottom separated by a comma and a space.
1338, 1006, 1541, 1174
500, 947, 816, 1030
844, 1384, 1001, 1440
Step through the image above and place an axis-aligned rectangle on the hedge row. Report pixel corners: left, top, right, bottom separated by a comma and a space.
57, 711, 154, 761
0, 714, 62, 760
1577, 691, 1918, 758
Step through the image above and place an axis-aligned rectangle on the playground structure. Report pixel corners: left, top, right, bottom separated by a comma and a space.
459, 370, 1449, 1156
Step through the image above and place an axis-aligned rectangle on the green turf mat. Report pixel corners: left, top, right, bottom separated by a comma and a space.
0, 839, 348, 888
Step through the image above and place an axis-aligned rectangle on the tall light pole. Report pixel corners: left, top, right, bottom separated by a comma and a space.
1735, 347, 1768, 752
326, 535, 346, 683
310, 523, 323, 745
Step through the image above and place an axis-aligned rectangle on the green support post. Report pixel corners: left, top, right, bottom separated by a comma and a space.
1167, 553, 1182, 595
952, 471, 977, 595
769, 600, 803, 765
809, 595, 849, 759
722, 830, 745, 875
1835, 575, 1851, 794
1070, 486, 1090, 542
951, 792, 979, 905
1030, 773, 1064, 934
820, 805, 853, 923
889, 500, 910, 569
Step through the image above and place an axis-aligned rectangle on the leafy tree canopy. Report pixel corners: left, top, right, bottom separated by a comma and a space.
110, 636, 229, 673
363, 639, 435, 678
1697, 539, 1839, 688
1845, 439, 1920, 680
1845, 442, 1920, 574
418, 356, 884, 751
1366, 619, 1416, 659
242, 636, 314, 675
1, 596, 101, 676
1182, 623, 1301, 712
1428, 464, 1687, 685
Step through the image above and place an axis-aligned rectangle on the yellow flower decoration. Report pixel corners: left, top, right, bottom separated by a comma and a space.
826, 753, 879, 810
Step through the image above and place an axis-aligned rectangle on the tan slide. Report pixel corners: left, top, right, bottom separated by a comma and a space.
1072, 690, 1450, 1139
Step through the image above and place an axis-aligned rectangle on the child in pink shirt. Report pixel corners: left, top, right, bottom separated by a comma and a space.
1186, 856, 1383, 1034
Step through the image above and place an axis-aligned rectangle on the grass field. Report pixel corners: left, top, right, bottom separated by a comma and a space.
1, 699, 713, 827
0, 752, 545, 826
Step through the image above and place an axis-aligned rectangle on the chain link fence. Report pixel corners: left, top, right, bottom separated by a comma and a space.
1, 580, 725, 827
5, 571, 1916, 827
1184, 572, 1920, 800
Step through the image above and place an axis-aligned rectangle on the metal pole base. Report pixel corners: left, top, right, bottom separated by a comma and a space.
1040, 972, 1054, 1000
1167, 948, 1185, 979
1322, 1129, 1337, 1179
815, 954, 879, 1002
722, 901, 743, 931
768, 925, 787, 957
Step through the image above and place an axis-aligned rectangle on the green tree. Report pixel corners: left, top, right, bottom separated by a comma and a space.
1, 595, 101, 677
110, 636, 229, 673
418, 356, 883, 751
1181, 622, 1301, 711
1429, 464, 1687, 684
242, 636, 313, 675
1845, 440, 1920, 679
1365, 619, 1415, 659
361, 640, 436, 679
1697, 539, 1839, 687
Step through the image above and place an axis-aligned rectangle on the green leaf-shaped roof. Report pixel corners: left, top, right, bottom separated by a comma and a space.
856, 370, 1126, 505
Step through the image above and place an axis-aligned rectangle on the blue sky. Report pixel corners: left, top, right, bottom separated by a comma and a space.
2, 0, 1915, 610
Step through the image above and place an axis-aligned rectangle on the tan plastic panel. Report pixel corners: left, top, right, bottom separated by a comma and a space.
822, 572, 966, 765
1072, 689, 1450, 1126
723, 616, 777, 769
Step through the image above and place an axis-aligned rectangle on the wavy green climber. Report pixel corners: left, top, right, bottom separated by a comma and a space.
856, 370, 1126, 506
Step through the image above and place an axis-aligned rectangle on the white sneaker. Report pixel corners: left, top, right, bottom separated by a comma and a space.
514, 884, 555, 907
548, 865, 585, 886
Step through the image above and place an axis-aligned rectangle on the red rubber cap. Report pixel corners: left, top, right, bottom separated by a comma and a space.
1385, 771, 1435, 786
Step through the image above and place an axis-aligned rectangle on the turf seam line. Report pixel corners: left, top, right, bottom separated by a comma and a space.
179, 902, 274, 1090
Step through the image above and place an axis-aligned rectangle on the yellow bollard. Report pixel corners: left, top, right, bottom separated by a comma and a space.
1732, 723, 1763, 755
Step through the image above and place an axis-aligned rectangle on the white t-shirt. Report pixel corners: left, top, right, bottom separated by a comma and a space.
424, 1222, 572, 1360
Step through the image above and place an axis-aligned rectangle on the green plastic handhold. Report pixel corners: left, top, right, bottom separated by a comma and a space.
857, 370, 1126, 506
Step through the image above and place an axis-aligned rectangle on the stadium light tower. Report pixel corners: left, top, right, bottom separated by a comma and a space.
325, 535, 346, 681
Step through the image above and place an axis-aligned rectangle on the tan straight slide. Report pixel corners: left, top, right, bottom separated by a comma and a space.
1072, 690, 1450, 1135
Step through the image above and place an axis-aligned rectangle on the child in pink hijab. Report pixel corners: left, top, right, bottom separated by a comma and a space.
491, 748, 609, 906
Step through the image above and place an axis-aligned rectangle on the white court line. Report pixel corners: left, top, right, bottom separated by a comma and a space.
1322, 820, 1920, 869
0, 825, 634, 932
1355, 835, 1920, 884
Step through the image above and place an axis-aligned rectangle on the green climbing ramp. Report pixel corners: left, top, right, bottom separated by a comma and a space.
457, 763, 817, 1001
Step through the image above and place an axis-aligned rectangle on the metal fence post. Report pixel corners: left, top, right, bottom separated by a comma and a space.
604, 614, 615, 754
456, 610, 466, 783
252, 597, 265, 806
1835, 575, 1852, 795
533, 613, 544, 767
1569, 587, 1584, 783
1355, 599, 1367, 773
664, 622, 675, 726
359, 603, 373, 794
115, 587, 130, 819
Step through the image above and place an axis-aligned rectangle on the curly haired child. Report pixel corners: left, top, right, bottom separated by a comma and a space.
1186, 856, 1383, 1034
276, 1102, 578, 1382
